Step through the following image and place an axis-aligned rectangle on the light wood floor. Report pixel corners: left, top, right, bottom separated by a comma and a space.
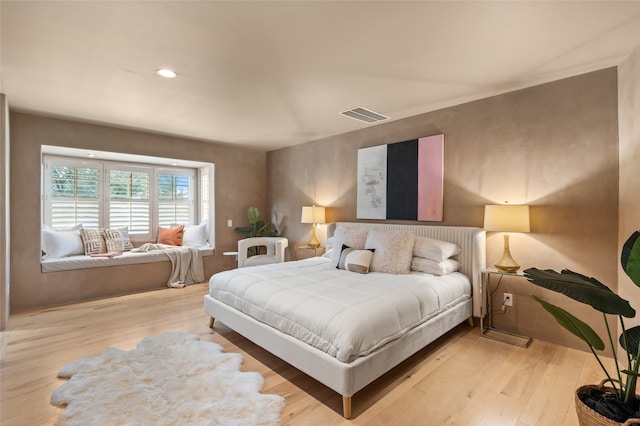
1, 283, 613, 426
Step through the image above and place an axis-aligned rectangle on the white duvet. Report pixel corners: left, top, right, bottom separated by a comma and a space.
209, 257, 471, 363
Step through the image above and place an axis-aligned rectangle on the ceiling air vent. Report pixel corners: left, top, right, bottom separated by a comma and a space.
340, 107, 389, 124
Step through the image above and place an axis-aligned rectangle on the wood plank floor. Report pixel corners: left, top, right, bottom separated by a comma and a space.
0, 283, 613, 426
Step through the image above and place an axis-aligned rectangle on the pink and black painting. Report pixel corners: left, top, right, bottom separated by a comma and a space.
357, 134, 443, 221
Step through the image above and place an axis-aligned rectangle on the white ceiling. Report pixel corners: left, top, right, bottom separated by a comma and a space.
2, 1, 640, 151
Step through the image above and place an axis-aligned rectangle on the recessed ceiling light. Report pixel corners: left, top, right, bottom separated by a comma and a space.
87, 153, 95, 158
156, 68, 178, 79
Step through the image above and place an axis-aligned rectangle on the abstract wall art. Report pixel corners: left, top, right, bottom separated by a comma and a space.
356, 144, 387, 220
357, 134, 443, 221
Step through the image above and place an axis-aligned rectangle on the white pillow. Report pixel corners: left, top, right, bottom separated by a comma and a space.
182, 222, 209, 247
411, 257, 461, 276
365, 230, 416, 274
42, 224, 84, 258
324, 236, 334, 249
413, 236, 461, 261
329, 226, 369, 267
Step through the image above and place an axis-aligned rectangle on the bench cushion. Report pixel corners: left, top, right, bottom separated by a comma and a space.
41, 246, 213, 273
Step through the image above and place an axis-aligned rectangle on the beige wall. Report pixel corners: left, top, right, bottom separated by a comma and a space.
268, 68, 619, 351
9, 113, 268, 310
618, 48, 640, 342
1, 94, 9, 329
6, 67, 624, 351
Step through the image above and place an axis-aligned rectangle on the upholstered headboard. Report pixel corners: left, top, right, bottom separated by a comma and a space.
327, 222, 486, 317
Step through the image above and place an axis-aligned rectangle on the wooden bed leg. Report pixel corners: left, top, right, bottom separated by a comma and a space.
342, 396, 352, 419
208, 317, 215, 329
467, 317, 474, 327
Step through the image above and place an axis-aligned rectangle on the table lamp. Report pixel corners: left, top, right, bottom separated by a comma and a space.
301, 205, 326, 249
483, 204, 530, 273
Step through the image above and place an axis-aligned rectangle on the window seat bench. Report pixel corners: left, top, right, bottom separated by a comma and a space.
23, 246, 219, 310
41, 246, 214, 273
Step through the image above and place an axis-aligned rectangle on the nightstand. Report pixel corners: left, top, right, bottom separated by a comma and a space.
297, 245, 325, 257
223, 251, 238, 266
481, 268, 533, 348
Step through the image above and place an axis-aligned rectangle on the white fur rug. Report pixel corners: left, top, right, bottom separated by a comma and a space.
51, 333, 285, 426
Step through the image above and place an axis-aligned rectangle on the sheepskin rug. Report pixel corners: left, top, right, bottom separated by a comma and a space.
51, 333, 285, 426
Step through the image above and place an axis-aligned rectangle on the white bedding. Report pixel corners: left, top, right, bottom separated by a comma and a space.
208, 256, 471, 363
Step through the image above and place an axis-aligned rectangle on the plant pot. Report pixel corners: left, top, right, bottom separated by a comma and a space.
576, 380, 640, 426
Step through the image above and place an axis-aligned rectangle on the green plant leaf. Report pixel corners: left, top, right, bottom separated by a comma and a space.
235, 207, 279, 238
620, 326, 640, 358
234, 226, 254, 238
247, 207, 263, 225
532, 295, 605, 350
621, 231, 640, 288
524, 268, 635, 318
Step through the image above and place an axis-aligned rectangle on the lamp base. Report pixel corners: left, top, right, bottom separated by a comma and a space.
494, 234, 521, 273
307, 224, 321, 249
494, 264, 520, 273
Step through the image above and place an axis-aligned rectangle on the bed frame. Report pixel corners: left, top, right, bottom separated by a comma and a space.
204, 222, 486, 418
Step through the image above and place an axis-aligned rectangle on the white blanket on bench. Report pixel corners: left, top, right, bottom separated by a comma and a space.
132, 244, 205, 288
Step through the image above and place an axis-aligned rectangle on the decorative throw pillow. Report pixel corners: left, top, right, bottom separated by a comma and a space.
157, 225, 184, 246
182, 222, 208, 247
116, 227, 134, 251
337, 244, 351, 270
80, 228, 107, 255
413, 236, 461, 262
337, 245, 375, 274
41, 224, 84, 258
411, 257, 461, 276
365, 230, 416, 274
329, 226, 370, 267
102, 228, 127, 252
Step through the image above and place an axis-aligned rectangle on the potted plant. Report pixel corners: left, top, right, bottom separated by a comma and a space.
524, 231, 640, 425
234, 207, 279, 256
234, 206, 279, 238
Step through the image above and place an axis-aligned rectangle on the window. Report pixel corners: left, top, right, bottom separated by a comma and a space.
108, 166, 151, 233
43, 155, 207, 243
46, 160, 100, 229
199, 168, 210, 221
158, 171, 193, 227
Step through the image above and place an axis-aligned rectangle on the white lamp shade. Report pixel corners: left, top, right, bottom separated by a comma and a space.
301, 206, 326, 224
483, 205, 530, 233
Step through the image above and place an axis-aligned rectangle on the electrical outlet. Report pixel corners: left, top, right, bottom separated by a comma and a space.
503, 293, 513, 306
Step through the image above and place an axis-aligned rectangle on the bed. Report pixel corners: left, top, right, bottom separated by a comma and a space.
204, 222, 486, 418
